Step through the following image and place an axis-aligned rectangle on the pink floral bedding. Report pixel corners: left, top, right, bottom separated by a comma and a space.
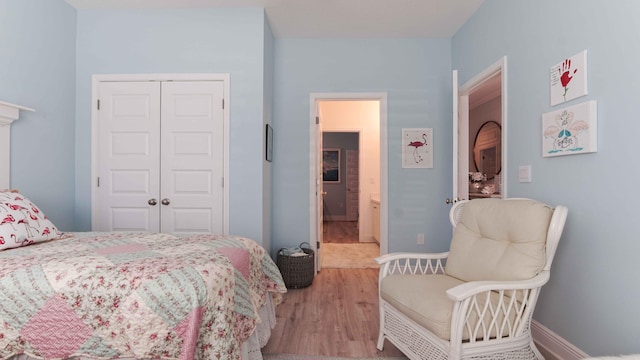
0, 232, 286, 359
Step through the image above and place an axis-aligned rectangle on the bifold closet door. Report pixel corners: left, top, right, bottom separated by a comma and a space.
96, 80, 224, 233
97, 81, 162, 232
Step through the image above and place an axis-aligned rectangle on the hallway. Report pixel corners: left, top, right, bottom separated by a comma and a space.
322, 221, 380, 269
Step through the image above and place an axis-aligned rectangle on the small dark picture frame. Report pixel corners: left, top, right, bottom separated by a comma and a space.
322, 149, 341, 183
266, 124, 273, 162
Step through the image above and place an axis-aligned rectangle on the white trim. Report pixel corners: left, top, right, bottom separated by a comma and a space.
309, 92, 389, 260
460, 56, 508, 197
0, 101, 35, 126
532, 320, 589, 360
90, 73, 230, 234
0, 101, 35, 190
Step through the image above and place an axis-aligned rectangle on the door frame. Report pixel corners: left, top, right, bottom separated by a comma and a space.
90, 73, 230, 233
456, 57, 508, 200
309, 92, 388, 271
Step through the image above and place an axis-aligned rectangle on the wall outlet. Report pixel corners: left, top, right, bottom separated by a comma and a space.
417, 233, 425, 245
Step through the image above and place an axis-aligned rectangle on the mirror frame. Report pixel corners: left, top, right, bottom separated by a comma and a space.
473, 120, 502, 179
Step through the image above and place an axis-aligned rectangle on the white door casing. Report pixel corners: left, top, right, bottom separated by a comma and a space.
92, 74, 230, 233
315, 110, 323, 272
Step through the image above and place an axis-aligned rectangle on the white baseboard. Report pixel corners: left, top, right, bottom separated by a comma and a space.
532, 320, 589, 360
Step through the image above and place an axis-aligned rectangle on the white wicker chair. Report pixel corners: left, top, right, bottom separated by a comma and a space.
375, 198, 568, 360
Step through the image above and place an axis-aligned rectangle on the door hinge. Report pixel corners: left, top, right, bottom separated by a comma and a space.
97, 177, 100, 187
222, 98, 225, 109
221, 177, 224, 187
317, 241, 320, 249
97, 99, 100, 110
316, 116, 319, 125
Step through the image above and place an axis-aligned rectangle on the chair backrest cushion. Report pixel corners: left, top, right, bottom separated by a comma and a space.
445, 198, 553, 282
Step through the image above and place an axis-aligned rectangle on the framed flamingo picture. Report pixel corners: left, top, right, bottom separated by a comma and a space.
402, 128, 433, 168
542, 100, 597, 157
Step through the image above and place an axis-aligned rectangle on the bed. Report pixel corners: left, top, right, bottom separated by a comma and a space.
0, 190, 287, 360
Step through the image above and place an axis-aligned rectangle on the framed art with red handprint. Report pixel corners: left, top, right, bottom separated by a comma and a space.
550, 50, 588, 106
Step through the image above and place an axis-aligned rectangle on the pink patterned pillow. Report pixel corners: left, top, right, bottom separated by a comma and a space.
0, 191, 63, 250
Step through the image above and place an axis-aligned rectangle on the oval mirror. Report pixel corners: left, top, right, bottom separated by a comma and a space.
473, 121, 502, 180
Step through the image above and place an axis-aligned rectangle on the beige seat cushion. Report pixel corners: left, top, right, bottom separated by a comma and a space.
380, 274, 463, 340
445, 198, 553, 282
380, 274, 518, 341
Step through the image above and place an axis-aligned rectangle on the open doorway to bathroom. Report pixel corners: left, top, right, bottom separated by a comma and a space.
318, 100, 381, 269
322, 131, 360, 243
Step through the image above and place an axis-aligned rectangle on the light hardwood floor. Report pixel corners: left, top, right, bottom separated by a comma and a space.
323, 221, 360, 243
262, 268, 404, 357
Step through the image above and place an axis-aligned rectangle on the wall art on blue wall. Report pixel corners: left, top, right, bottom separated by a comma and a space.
402, 128, 433, 168
322, 148, 341, 182
550, 50, 588, 106
542, 100, 597, 157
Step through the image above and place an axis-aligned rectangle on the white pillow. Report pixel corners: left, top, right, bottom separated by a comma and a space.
0, 191, 63, 250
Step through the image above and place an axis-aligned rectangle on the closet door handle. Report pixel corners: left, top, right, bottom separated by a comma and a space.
148, 198, 158, 206
161, 198, 171, 206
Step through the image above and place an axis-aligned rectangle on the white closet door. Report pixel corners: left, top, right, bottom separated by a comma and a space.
97, 81, 161, 231
160, 81, 224, 233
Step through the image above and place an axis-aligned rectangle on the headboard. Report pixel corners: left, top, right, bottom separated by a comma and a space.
0, 100, 35, 189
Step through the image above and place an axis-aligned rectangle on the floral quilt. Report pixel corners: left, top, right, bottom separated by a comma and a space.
0, 232, 286, 359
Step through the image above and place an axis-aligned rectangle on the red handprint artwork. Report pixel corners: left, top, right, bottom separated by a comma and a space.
559, 58, 578, 101
550, 50, 587, 106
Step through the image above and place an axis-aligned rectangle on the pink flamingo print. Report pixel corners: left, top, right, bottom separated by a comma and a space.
0, 236, 4, 245
408, 133, 428, 163
1, 215, 17, 231
27, 211, 40, 226
5, 203, 27, 212
42, 227, 51, 236
17, 219, 38, 238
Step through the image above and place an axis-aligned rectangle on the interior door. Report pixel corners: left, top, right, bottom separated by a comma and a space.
450, 70, 470, 205
345, 149, 359, 223
160, 81, 225, 233
314, 113, 323, 272
97, 81, 161, 231
96, 80, 225, 233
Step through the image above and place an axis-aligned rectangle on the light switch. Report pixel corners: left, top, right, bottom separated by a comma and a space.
519, 165, 532, 183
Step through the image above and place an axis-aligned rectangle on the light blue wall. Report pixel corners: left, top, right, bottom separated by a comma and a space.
272, 39, 453, 256
0, 0, 76, 230
74, 8, 270, 243
454, 0, 640, 356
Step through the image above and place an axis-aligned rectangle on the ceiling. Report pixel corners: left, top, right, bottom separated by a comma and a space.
64, 0, 485, 38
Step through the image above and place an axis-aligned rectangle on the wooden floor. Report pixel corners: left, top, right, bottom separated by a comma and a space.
323, 221, 360, 243
262, 268, 404, 357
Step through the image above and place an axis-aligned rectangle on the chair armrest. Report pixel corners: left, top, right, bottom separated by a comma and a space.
446, 271, 551, 343
446, 271, 550, 301
375, 251, 449, 264
375, 252, 449, 279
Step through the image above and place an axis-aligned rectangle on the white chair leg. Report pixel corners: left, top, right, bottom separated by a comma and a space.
376, 331, 385, 350
531, 340, 545, 360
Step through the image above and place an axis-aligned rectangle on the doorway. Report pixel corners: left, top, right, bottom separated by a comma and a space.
453, 58, 507, 202
310, 93, 388, 272
322, 131, 360, 245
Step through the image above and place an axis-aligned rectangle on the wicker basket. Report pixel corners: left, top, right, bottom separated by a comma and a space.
276, 243, 314, 289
